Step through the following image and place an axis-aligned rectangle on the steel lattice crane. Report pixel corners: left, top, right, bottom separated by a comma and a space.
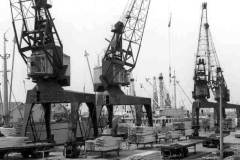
192, 3, 239, 137
93, 0, 153, 127
95, 0, 151, 91
193, 2, 229, 102
10, 0, 98, 158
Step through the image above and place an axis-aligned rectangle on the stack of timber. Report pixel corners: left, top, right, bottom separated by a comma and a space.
0, 127, 17, 136
117, 123, 133, 135
95, 136, 122, 151
13, 122, 24, 136
0, 137, 29, 148
185, 129, 193, 137
85, 136, 122, 151
129, 126, 156, 144
173, 122, 185, 130
168, 130, 182, 139
235, 130, 240, 138
85, 140, 96, 151
122, 151, 161, 160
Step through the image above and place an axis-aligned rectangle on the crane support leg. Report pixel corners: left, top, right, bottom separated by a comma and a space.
144, 104, 153, 126
106, 105, 113, 128
196, 107, 200, 134
43, 103, 52, 142
87, 103, 98, 137
135, 105, 143, 126
22, 104, 34, 137
68, 102, 79, 142
192, 102, 200, 136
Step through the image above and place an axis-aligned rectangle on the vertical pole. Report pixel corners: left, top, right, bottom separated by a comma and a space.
152, 76, 158, 112
219, 83, 223, 160
159, 73, 164, 109
2, 33, 9, 126
173, 70, 177, 109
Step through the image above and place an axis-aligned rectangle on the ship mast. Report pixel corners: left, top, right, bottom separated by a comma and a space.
1, 33, 10, 126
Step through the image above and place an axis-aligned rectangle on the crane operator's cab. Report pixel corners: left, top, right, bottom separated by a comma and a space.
93, 21, 131, 92
28, 45, 70, 86
192, 58, 210, 99
93, 62, 130, 92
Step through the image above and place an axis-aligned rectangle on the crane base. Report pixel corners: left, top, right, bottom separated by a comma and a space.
192, 100, 240, 136
96, 86, 153, 127
22, 82, 98, 144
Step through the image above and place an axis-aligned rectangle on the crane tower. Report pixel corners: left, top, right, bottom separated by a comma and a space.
192, 3, 240, 136
93, 0, 153, 127
10, 0, 98, 157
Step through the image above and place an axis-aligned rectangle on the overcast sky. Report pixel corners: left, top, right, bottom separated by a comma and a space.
1, 0, 240, 110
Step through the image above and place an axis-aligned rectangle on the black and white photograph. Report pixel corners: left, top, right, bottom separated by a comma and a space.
0, 0, 240, 159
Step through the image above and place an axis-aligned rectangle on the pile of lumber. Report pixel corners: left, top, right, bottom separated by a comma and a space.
129, 126, 156, 144
0, 127, 17, 136
235, 131, 240, 138
234, 129, 240, 138
85, 136, 122, 151
85, 140, 96, 151
0, 137, 29, 148
117, 123, 132, 135
95, 136, 122, 151
169, 130, 182, 139
173, 122, 185, 130
123, 151, 161, 160
13, 123, 23, 136
185, 129, 193, 136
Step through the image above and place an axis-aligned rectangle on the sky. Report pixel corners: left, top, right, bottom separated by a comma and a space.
1, 0, 240, 110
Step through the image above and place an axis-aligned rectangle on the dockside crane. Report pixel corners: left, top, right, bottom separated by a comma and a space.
192, 2, 240, 137
93, 0, 153, 127
9, 0, 98, 158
